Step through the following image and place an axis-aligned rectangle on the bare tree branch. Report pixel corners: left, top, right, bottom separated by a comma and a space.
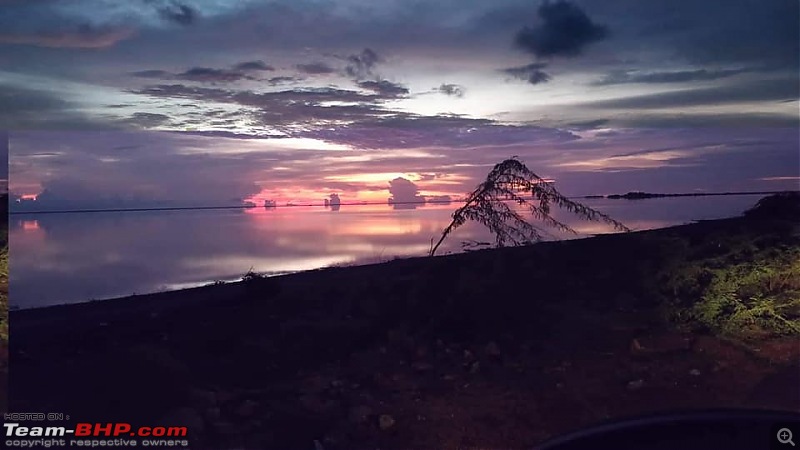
430, 157, 630, 256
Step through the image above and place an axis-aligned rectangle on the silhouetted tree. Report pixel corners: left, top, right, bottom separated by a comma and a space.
430, 157, 630, 256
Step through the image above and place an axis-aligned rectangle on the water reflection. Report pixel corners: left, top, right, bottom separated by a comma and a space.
10, 196, 764, 308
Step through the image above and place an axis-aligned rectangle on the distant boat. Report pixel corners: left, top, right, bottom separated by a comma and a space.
264, 200, 277, 208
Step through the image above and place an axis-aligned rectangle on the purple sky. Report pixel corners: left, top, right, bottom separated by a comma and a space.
2, 0, 798, 208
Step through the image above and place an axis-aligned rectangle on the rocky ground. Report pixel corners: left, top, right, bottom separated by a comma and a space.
10, 201, 800, 449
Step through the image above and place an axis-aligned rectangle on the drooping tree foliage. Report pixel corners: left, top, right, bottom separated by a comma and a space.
430, 157, 631, 256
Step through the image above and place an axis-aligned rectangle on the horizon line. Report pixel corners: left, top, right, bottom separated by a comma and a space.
8, 190, 796, 216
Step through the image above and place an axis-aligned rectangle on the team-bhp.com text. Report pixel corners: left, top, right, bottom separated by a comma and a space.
4, 423, 189, 448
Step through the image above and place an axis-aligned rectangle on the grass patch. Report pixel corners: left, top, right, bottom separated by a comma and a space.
655, 193, 800, 340
686, 253, 800, 338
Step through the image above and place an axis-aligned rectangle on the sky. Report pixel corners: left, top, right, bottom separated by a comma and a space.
2, 0, 798, 209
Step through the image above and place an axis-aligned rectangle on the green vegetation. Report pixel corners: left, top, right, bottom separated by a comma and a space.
654, 192, 800, 340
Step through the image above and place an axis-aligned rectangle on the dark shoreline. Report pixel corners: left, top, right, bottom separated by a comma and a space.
600, 190, 796, 200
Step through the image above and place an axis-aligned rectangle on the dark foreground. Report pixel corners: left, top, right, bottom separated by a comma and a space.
10, 196, 800, 449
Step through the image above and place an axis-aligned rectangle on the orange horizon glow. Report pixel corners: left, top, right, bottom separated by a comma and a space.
243, 184, 464, 207
21, 220, 41, 231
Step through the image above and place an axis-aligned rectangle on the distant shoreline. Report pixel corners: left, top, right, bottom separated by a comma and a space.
589, 190, 796, 200
9, 190, 798, 215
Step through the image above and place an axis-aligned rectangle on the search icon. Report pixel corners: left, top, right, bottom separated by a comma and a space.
778, 428, 795, 446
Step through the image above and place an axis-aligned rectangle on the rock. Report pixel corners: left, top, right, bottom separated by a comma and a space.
379, 414, 396, 430
314, 440, 325, 450
442, 374, 456, 381
234, 399, 259, 418
330, 380, 344, 389
627, 379, 645, 391
689, 369, 701, 376
348, 405, 373, 424
629, 338, 644, 354
468, 361, 480, 374
630, 334, 693, 356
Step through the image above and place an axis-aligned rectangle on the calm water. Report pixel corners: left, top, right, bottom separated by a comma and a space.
10, 195, 767, 308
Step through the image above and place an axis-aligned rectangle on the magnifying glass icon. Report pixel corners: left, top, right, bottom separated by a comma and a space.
778, 428, 795, 446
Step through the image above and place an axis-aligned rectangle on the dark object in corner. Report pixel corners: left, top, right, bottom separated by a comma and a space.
535, 409, 800, 450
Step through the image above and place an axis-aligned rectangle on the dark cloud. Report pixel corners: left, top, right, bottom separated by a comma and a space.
567, 119, 610, 129
295, 62, 338, 75
233, 60, 274, 72
176, 67, 252, 82
581, 78, 799, 109
132, 65, 266, 83
0, 84, 117, 130
129, 84, 405, 129
592, 68, 752, 85
131, 69, 172, 78
121, 112, 172, 128
436, 84, 465, 97
501, 63, 552, 85
656, 0, 799, 71
387, 177, 424, 209
514, 0, 609, 59
344, 48, 382, 80
356, 80, 409, 98
267, 76, 300, 85
608, 113, 799, 129
0, 24, 135, 49
154, 1, 198, 26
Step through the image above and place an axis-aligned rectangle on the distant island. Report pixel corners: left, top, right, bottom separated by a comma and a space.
590, 190, 797, 200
